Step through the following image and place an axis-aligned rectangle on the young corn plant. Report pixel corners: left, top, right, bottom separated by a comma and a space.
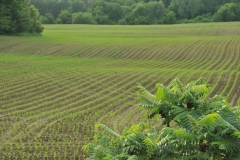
84, 78, 240, 160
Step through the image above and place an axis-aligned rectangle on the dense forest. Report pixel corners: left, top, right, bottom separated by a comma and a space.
28, 0, 240, 24
0, 0, 43, 35
1, 0, 239, 34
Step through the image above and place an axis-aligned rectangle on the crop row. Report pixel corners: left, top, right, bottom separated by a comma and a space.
0, 24, 239, 159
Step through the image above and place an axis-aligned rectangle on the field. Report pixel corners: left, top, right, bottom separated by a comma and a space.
0, 22, 240, 159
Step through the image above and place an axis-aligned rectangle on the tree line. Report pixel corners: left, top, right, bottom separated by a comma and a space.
0, 0, 43, 35
28, 0, 240, 25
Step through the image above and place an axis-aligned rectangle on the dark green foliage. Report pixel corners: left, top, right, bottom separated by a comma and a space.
164, 11, 177, 24
168, 0, 203, 19
57, 10, 72, 24
105, 2, 124, 23
118, 19, 127, 25
0, 0, 43, 35
134, 16, 150, 25
71, 0, 86, 13
213, 3, 239, 22
84, 78, 240, 159
92, 0, 124, 24
40, 13, 55, 24
27, 0, 240, 24
72, 12, 96, 24
191, 13, 213, 23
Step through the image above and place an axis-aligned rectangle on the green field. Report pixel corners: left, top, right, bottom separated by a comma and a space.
0, 22, 240, 159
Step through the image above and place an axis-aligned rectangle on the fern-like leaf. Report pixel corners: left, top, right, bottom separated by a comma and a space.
198, 113, 221, 132
143, 137, 155, 158
127, 155, 146, 160
96, 124, 120, 137
194, 77, 206, 85
232, 132, 240, 138
211, 140, 240, 153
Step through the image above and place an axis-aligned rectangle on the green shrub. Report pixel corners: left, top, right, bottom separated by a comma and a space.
164, 11, 176, 24
57, 10, 72, 24
84, 78, 240, 160
118, 19, 128, 25
72, 12, 96, 24
213, 3, 238, 22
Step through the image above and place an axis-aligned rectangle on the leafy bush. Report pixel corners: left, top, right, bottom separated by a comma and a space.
213, 3, 238, 22
57, 10, 72, 24
134, 16, 150, 25
0, 1, 43, 35
40, 13, 55, 24
164, 11, 177, 24
118, 19, 128, 25
84, 78, 240, 160
72, 12, 96, 24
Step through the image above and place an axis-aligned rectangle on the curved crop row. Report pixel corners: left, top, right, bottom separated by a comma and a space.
0, 23, 239, 159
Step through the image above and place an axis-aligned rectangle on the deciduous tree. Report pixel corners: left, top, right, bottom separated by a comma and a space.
72, 12, 95, 24
213, 3, 238, 21
57, 10, 72, 24
0, 0, 43, 35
